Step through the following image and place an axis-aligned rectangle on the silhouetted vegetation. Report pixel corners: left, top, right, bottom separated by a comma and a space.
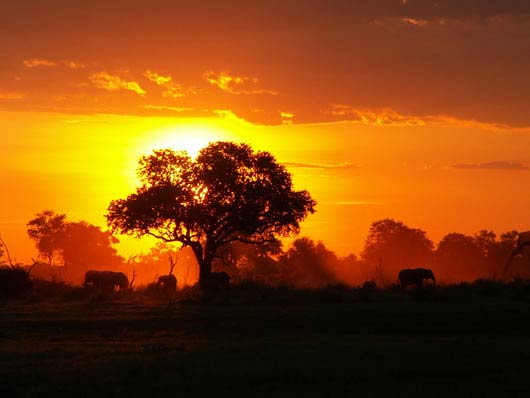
0, 266, 33, 299
361, 219, 434, 283
15, 146, 530, 292
14, 210, 530, 294
27, 210, 67, 266
27, 211, 124, 284
106, 142, 316, 288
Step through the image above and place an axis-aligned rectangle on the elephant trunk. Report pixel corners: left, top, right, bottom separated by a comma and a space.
431, 275, 436, 287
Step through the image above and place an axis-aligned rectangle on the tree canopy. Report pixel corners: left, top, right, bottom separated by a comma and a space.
436, 232, 484, 281
27, 211, 123, 282
361, 219, 434, 279
279, 237, 339, 288
27, 210, 67, 266
106, 141, 316, 287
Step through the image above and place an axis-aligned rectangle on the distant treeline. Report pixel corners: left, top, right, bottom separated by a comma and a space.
2, 212, 529, 288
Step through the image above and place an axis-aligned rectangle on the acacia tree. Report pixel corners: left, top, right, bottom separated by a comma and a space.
106, 141, 316, 288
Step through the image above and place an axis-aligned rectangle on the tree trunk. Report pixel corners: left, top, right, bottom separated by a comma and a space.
191, 243, 213, 290
198, 258, 212, 289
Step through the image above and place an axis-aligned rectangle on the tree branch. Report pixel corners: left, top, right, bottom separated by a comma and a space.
0, 233, 14, 267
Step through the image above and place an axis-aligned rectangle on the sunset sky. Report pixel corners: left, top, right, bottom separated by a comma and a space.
2, 0, 530, 261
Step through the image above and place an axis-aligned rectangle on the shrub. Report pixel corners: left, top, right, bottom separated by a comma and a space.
0, 267, 33, 299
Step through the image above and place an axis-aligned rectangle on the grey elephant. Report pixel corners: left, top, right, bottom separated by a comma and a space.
398, 268, 436, 291
84, 270, 129, 292
157, 274, 177, 292
207, 272, 231, 290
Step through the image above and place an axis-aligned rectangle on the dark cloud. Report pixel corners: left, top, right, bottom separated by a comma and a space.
1, 1, 530, 127
3, 1, 529, 33
452, 161, 530, 170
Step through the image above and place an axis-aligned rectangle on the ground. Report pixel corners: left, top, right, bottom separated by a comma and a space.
1, 288, 530, 397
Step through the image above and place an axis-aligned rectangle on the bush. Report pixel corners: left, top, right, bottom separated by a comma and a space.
473, 279, 504, 297
31, 279, 89, 301
0, 267, 33, 299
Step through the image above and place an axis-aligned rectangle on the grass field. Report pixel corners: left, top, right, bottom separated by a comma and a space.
2, 285, 530, 397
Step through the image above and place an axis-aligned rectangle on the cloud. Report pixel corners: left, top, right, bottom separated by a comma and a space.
6, 3, 530, 128
141, 104, 193, 112
23, 58, 57, 68
144, 70, 172, 86
323, 105, 427, 126
0, 92, 24, 99
23, 58, 86, 69
144, 70, 192, 98
212, 109, 255, 125
283, 162, 357, 170
139, 105, 215, 119
89, 72, 146, 95
65, 61, 86, 69
400, 17, 428, 27
204, 71, 277, 95
452, 161, 530, 171
280, 112, 294, 125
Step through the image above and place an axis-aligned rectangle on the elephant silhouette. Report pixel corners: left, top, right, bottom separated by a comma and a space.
398, 268, 435, 291
156, 274, 177, 292
84, 270, 129, 293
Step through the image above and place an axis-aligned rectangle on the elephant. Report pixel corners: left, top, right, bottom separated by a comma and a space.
398, 268, 436, 291
84, 270, 129, 292
157, 274, 177, 292
206, 271, 231, 290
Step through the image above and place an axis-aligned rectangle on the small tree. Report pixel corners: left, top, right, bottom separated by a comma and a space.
27, 210, 67, 265
106, 141, 316, 288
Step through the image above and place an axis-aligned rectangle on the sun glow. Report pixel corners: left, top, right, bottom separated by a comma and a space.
146, 124, 234, 158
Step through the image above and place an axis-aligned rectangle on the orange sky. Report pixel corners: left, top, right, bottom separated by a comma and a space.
2, 1, 530, 262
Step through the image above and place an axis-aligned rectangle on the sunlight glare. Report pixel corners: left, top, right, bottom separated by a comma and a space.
147, 124, 233, 159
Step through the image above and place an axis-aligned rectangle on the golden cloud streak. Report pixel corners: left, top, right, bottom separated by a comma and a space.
204, 71, 277, 95
401, 18, 429, 27
141, 104, 194, 112
23, 58, 57, 68
326, 105, 427, 126
65, 61, 87, 69
280, 112, 294, 125
24, 58, 86, 69
89, 72, 146, 95
144, 70, 194, 98
144, 70, 172, 86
